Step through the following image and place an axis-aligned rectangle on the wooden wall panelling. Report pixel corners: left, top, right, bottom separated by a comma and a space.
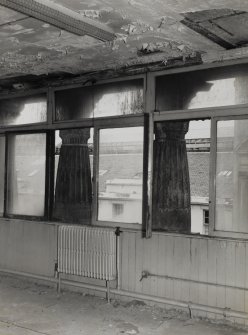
157, 233, 167, 298
140, 234, 153, 295
246, 243, 248, 311
149, 233, 159, 297
189, 238, 199, 305
215, 240, 226, 309
120, 231, 248, 318
225, 241, 237, 311
127, 231, 136, 292
134, 232, 144, 294
234, 241, 246, 325
163, 235, 175, 300
179, 237, 191, 302
173, 236, 190, 302
245, 243, 248, 326
198, 238, 208, 309
0, 220, 57, 276
120, 231, 129, 291
234, 242, 245, 312
207, 238, 217, 311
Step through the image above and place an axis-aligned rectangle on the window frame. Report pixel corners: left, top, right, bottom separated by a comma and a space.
0, 134, 5, 217
211, 114, 248, 238
0, 88, 49, 131
51, 74, 147, 229
4, 129, 50, 221
51, 75, 146, 126
0, 89, 51, 221
92, 117, 147, 230
0, 75, 148, 227
148, 67, 248, 239
203, 209, 209, 225
2, 66, 248, 239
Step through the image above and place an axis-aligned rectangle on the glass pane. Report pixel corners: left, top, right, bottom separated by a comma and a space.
188, 120, 210, 235
55, 79, 143, 121
98, 127, 143, 224
153, 120, 210, 234
156, 64, 248, 111
0, 95, 47, 126
0, 136, 5, 216
216, 119, 248, 233
7, 133, 46, 216
53, 128, 93, 223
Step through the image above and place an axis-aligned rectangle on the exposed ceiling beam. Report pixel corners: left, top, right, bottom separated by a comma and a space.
0, 0, 116, 42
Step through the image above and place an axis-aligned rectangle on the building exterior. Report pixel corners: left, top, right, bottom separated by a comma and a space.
97, 140, 211, 233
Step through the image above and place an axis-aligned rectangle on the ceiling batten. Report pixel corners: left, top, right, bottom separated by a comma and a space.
181, 9, 248, 50
0, 0, 116, 42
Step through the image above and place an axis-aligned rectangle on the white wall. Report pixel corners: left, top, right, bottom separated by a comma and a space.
191, 204, 208, 234
98, 198, 142, 224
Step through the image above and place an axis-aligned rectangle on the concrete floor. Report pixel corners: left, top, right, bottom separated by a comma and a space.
0, 275, 247, 335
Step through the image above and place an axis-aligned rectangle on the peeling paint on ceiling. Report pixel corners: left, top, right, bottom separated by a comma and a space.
0, 0, 248, 83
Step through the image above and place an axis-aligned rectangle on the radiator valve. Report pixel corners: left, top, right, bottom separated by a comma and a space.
140, 270, 149, 281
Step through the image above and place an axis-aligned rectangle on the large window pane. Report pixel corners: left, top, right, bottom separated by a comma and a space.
216, 119, 248, 233
6, 133, 46, 216
152, 119, 210, 234
156, 64, 248, 111
0, 95, 47, 126
53, 128, 93, 223
55, 80, 143, 121
0, 136, 5, 216
98, 127, 143, 224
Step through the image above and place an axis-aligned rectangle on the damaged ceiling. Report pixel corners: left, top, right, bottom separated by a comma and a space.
1, 0, 248, 87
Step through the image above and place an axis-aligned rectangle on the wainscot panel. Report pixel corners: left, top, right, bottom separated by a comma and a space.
0, 219, 57, 277
120, 231, 248, 314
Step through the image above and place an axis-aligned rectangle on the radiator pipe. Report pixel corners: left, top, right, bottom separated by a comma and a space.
0, 268, 107, 293
1, 268, 248, 320
62, 278, 107, 293
115, 227, 122, 290
0, 268, 58, 283
109, 288, 248, 320
139, 270, 248, 292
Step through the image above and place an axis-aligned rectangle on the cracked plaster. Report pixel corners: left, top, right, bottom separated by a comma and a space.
0, 0, 248, 83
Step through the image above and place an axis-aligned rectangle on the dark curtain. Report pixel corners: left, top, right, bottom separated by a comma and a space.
53, 128, 92, 223
152, 121, 191, 232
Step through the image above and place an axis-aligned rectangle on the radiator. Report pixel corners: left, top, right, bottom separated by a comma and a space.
58, 225, 116, 281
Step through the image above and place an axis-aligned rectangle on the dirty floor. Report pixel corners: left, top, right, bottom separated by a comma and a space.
0, 275, 247, 335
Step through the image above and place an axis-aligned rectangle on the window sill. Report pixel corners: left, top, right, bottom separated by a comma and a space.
0, 217, 142, 231
92, 220, 142, 231
150, 230, 248, 242
0, 217, 57, 227
1, 217, 248, 241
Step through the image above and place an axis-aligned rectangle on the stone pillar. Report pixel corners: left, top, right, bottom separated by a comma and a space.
152, 121, 191, 232
53, 128, 92, 224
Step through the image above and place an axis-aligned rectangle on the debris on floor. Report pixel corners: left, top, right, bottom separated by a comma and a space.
0, 274, 247, 335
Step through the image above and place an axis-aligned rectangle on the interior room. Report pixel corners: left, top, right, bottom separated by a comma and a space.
1, 1, 248, 334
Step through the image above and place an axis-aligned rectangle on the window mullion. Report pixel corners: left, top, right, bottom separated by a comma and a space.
209, 117, 217, 236
145, 111, 154, 238
142, 113, 149, 235
3, 134, 8, 217
46, 130, 55, 221
92, 126, 100, 224
47, 87, 54, 126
